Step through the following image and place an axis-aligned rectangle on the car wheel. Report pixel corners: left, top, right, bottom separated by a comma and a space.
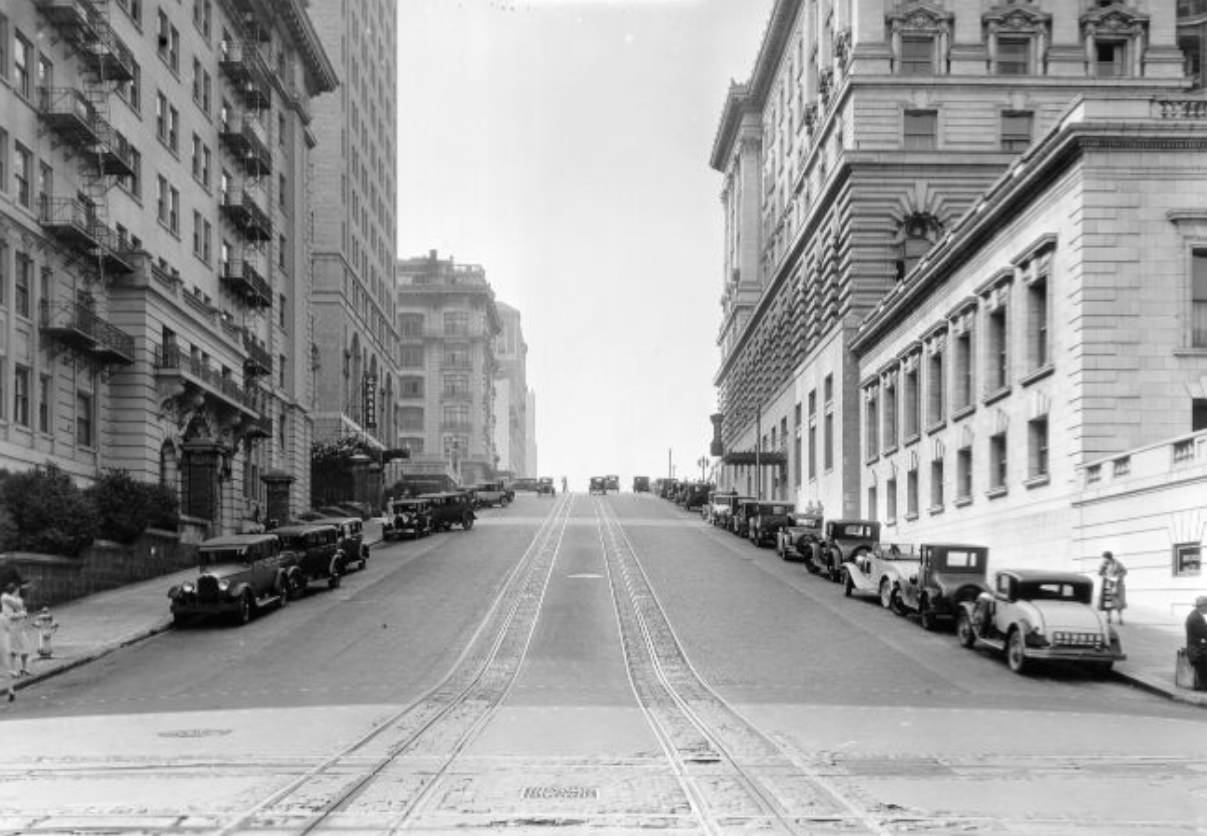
277, 577, 290, 608
956, 610, 976, 648
1006, 629, 1029, 674
1088, 661, 1114, 678
843, 570, 854, 597
920, 601, 938, 631
879, 578, 894, 609
236, 592, 254, 625
463, 514, 474, 531
328, 572, 342, 589
804, 547, 821, 575
889, 587, 906, 617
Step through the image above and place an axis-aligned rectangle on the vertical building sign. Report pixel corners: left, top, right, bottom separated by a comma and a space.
364, 374, 377, 429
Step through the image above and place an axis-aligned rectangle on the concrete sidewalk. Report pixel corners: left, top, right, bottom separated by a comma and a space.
7, 520, 1206, 708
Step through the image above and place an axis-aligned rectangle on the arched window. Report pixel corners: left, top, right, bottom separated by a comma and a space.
895, 213, 943, 281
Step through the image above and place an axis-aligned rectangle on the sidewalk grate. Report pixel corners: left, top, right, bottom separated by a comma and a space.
522, 786, 599, 800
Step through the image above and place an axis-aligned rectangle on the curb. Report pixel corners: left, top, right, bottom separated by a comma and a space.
1116, 669, 1207, 708
11, 621, 172, 695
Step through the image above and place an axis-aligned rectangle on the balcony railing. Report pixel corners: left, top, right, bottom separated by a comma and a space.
219, 258, 272, 308
39, 197, 100, 251
218, 40, 273, 110
37, 87, 98, 147
36, 0, 135, 82
242, 332, 272, 377
40, 299, 135, 365
218, 114, 271, 176
219, 188, 272, 242
154, 344, 260, 416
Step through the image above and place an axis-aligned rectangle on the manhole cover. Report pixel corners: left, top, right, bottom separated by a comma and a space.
157, 728, 233, 738
522, 786, 598, 800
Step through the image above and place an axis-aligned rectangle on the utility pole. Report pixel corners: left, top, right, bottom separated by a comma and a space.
668, 447, 673, 480
755, 405, 762, 500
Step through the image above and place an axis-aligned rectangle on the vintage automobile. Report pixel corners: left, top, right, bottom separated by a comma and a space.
747, 501, 796, 547
589, 476, 607, 495
658, 479, 680, 499
605, 474, 620, 493
473, 481, 512, 508
168, 534, 290, 625
384, 497, 433, 539
510, 477, 540, 493
274, 523, 348, 593
317, 516, 371, 571
957, 570, 1126, 675
703, 489, 733, 524
842, 542, 919, 603
632, 475, 650, 493
421, 491, 477, 530
536, 477, 557, 496
681, 482, 712, 512
888, 543, 990, 630
731, 498, 762, 536
713, 493, 751, 529
775, 510, 824, 562
814, 519, 881, 580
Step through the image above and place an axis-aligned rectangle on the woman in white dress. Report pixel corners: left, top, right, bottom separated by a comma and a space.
1, 581, 31, 680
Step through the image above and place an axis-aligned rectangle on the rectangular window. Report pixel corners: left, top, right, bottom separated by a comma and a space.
989, 432, 1008, 493
906, 468, 919, 518
400, 345, 424, 368
865, 387, 879, 459
883, 374, 898, 450
14, 251, 31, 317
904, 110, 937, 150
957, 447, 972, 502
278, 355, 286, 389
953, 326, 973, 411
1027, 274, 1050, 370
76, 392, 93, 446
0, 128, 7, 195
927, 345, 944, 426
1174, 543, 1202, 578
900, 36, 934, 76
1096, 41, 1126, 77
13, 365, 29, 427
793, 404, 802, 487
191, 134, 201, 180
278, 234, 287, 269
1028, 416, 1049, 480
169, 186, 179, 234
823, 409, 833, 471
156, 91, 168, 142
930, 458, 944, 510
278, 294, 286, 328
14, 31, 31, 98
886, 477, 897, 524
0, 241, 6, 306
13, 143, 31, 208
1001, 110, 1034, 152
201, 146, 211, 188
867, 485, 878, 522
192, 210, 202, 256
168, 106, 179, 152
904, 360, 920, 439
987, 304, 1009, 393
203, 219, 211, 262
1191, 250, 1207, 348
996, 37, 1031, 76
807, 389, 817, 480
444, 311, 470, 336
401, 376, 424, 397
38, 373, 50, 433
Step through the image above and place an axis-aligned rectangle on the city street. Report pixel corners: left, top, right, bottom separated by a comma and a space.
1, 493, 1204, 834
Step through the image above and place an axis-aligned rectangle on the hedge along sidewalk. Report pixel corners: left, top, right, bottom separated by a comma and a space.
8, 519, 385, 695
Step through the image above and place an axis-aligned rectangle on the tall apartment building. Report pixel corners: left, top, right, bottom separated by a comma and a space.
712, 0, 1187, 517
493, 302, 529, 479
395, 251, 501, 486
306, 0, 399, 476
0, 0, 335, 532
526, 388, 537, 479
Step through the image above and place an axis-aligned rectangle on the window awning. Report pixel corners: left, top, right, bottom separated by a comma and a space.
722, 450, 787, 466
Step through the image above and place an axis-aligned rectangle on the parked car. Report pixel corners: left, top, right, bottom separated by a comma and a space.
775, 510, 824, 562
731, 498, 762, 536
317, 516, 370, 571
604, 474, 619, 493
957, 570, 1126, 675
659, 479, 680, 499
168, 534, 290, 626
421, 491, 477, 530
681, 482, 712, 512
888, 543, 990, 630
815, 519, 881, 581
747, 501, 795, 547
589, 476, 607, 495
842, 542, 919, 603
536, 477, 556, 496
274, 523, 348, 593
474, 481, 512, 508
384, 497, 433, 540
510, 477, 540, 493
714, 494, 752, 530
632, 476, 650, 493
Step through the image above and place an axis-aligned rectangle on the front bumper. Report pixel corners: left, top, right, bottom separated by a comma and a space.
170, 595, 243, 617
1026, 645, 1126, 663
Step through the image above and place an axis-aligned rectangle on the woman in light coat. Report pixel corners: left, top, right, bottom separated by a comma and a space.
1, 581, 32, 679
1097, 551, 1128, 626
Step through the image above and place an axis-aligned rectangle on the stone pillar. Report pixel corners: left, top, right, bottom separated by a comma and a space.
261, 469, 295, 528
181, 441, 223, 524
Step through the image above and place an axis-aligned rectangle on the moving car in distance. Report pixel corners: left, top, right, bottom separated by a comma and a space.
536, 477, 557, 496
589, 476, 607, 496
632, 475, 650, 492
957, 570, 1126, 675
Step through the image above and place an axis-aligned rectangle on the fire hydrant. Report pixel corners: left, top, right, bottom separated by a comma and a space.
32, 607, 58, 659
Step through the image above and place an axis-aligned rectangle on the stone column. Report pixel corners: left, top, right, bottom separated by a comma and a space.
261, 469, 295, 529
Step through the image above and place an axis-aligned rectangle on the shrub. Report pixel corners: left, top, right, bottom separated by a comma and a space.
0, 463, 99, 556
87, 469, 180, 543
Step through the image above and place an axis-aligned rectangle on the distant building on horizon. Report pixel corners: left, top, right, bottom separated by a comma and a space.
395, 250, 500, 486
526, 389, 538, 479
493, 302, 530, 479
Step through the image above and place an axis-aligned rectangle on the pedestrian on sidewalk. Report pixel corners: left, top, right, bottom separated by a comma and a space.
1186, 596, 1207, 691
1, 581, 32, 678
1097, 551, 1128, 625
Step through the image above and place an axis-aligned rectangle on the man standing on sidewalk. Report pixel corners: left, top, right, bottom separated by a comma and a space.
1186, 596, 1207, 691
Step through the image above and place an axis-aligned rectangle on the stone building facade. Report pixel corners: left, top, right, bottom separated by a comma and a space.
712, 0, 1188, 518
307, 0, 399, 485
851, 95, 1207, 614
395, 251, 500, 486
493, 301, 529, 479
0, 0, 335, 532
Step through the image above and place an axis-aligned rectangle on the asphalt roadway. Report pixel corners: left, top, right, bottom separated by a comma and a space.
0, 493, 1204, 835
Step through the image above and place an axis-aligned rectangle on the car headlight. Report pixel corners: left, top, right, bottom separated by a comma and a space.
181, 582, 194, 594
218, 580, 230, 592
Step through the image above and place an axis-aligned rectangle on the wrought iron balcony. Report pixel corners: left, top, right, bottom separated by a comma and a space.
218, 40, 273, 111
40, 299, 135, 366
92, 223, 137, 275
242, 332, 272, 377
219, 187, 272, 242
153, 344, 260, 417
92, 119, 136, 178
37, 87, 99, 148
219, 257, 272, 308
39, 197, 101, 253
36, 0, 135, 82
219, 114, 271, 176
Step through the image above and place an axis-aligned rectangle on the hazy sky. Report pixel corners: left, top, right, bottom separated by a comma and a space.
396, 0, 775, 489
